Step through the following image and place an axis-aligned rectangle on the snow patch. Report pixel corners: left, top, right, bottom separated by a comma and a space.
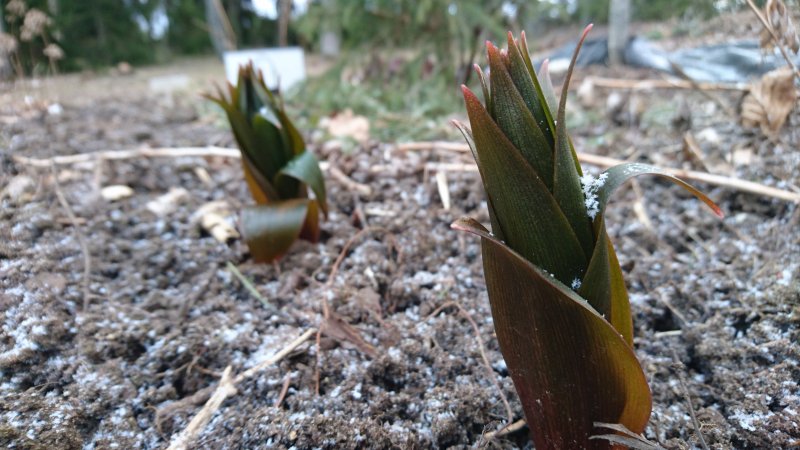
580, 172, 608, 219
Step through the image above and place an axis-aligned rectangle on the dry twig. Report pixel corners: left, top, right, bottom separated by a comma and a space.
483, 418, 526, 440
386, 142, 800, 203
671, 350, 710, 450
582, 76, 748, 92
166, 366, 238, 450
313, 226, 388, 393
50, 165, 92, 310
165, 328, 316, 450
427, 301, 514, 430
745, 0, 800, 81
435, 171, 451, 210
328, 165, 372, 196
14, 146, 242, 167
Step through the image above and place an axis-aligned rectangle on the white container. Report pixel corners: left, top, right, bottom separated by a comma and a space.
223, 47, 306, 91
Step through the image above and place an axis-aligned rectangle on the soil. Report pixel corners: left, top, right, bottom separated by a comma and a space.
2, 25, 800, 450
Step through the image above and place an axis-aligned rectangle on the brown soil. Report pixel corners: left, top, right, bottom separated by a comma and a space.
1, 34, 799, 450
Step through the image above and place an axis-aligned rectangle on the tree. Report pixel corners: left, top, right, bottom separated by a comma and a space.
608, 0, 631, 66
204, 0, 236, 57
277, 0, 291, 46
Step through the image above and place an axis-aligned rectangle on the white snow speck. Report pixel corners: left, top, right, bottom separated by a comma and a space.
580, 172, 608, 219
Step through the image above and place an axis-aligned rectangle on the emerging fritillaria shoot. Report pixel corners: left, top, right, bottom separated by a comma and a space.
452, 26, 722, 448
206, 63, 328, 263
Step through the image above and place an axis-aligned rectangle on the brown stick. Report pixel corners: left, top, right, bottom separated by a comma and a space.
671, 350, 710, 450
50, 165, 92, 309
165, 328, 316, 450
395, 141, 477, 152
394, 143, 800, 203
328, 165, 372, 196
166, 366, 238, 450
14, 147, 242, 167
427, 301, 514, 429
583, 76, 749, 92
484, 418, 526, 440
576, 153, 800, 203
21, 144, 799, 202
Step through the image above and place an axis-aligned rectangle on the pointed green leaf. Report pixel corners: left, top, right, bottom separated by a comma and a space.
452, 120, 506, 242
452, 217, 652, 449
579, 217, 634, 345
242, 198, 313, 263
505, 33, 555, 149
277, 109, 306, 157
473, 64, 492, 115
606, 230, 634, 345
251, 114, 288, 181
579, 162, 723, 344
537, 59, 560, 121
241, 154, 280, 204
275, 151, 329, 217
487, 42, 554, 189
462, 86, 587, 284
298, 198, 321, 242
553, 25, 595, 260
594, 162, 724, 222
518, 32, 558, 136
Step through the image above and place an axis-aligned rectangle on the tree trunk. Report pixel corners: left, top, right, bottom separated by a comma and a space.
278, 0, 291, 47
0, 7, 11, 80
204, 0, 236, 58
608, 0, 631, 67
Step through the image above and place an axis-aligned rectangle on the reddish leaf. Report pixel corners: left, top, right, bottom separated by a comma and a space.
242, 199, 313, 263
452, 217, 652, 449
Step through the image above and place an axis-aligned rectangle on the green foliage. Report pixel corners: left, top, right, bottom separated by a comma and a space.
453, 27, 721, 448
296, 0, 516, 83
575, 0, 721, 22
164, 0, 213, 55
206, 63, 327, 263
295, 54, 463, 142
54, 0, 155, 70
293, 0, 521, 141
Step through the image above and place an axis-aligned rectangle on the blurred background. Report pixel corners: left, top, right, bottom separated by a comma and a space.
0, 0, 779, 141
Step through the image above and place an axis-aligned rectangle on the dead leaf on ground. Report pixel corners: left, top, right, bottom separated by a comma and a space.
1, 175, 36, 204
741, 67, 797, 136
321, 312, 377, 358
760, 0, 800, 54
320, 109, 370, 143
191, 201, 239, 244
146, 187, 189, 216
100, 185, 134, 202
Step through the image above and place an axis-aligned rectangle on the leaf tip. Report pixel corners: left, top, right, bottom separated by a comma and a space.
461, 85, 480, 103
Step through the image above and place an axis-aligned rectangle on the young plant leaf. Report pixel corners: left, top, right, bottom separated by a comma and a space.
518, 31, 559, 136
537, 59, 560, 121
594, 162, 724, 221
553, 24, 595, 260
579, 217, 634, 344
452, 217, 652, 449
505, 33, 555, 149
251, 114, 288, 181
275, 151, 329, 217
487, 42, 554, 189
473, 64, 492, 115
297, 198, 321, 243
241, 154, 279, 204
462, 87, 587, 284
207, 62, 327, 263
242, 199, 313, 263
